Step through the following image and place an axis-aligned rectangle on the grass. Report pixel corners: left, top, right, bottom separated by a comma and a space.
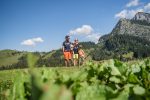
0, 50, 25, 67
0, 48, 150, 100
0, 54, 23, 67
0, 69, 24, 80
0, 66, 80, 81
0, 56, 149, 81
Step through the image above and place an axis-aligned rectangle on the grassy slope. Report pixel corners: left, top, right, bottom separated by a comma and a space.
0, 50, 25, 67
0, 55, 22, 66
42, 50, 57, 59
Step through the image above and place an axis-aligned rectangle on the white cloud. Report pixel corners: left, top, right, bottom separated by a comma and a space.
86, 33, 101, 43
68, 25, 101, 43
115, 1, 150, 19
32, 37, 44, 42
115, 10, 128, 18
69, 25, 93, 35
144, 3, 150, 12
126, 0, 140, 8
115, 9, 144, 19
21, 39, 35, 46
21, 37, 44, 46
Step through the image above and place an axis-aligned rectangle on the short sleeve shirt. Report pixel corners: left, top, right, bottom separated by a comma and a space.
63, 41, 71, 52
73, 44, 79, 54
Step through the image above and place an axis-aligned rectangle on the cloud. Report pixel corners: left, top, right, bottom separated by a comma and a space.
144, 3, 150, 12
115, 9, 144, 19
32, 37, 44, 42
126, 0, 140, 8
115, 1, 150, 19
68, 25, 101, 43
21, 37, 44, 46
115, 10, 128, 18
86, 33, 101, 43
69, 25, 93, 35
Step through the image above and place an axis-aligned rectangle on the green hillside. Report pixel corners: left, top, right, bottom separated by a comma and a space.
93, 34, 150, 61
42, 50, 57, 59
0, 50, 42, 70
0, 50, 24, 67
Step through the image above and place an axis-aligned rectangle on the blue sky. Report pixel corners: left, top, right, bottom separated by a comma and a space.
0, 0, 150, 51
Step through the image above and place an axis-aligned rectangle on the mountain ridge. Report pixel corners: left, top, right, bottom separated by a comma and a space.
133, 12, 150, 23
99, 12, 150, 42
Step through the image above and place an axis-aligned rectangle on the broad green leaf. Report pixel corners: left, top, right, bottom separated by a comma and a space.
109, 76, 121, 83
133, 85, 145, 95
40, 84, 72, 100
127, 74, 141, 84
130, 64, 141, 73
114, 59, 127, 75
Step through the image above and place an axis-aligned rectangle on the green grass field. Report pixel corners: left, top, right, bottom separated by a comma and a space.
0, 67, 79, 80
0, 58, 150, 100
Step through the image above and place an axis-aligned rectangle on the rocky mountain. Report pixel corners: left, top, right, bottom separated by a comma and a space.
96, 12, 150, 61
99, 12, 150, 42
133, 12, 150, 23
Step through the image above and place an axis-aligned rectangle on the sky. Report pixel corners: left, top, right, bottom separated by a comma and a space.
0, 0, 150, 52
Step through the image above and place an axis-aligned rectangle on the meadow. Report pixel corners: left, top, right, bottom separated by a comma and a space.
0, 54, 150, 100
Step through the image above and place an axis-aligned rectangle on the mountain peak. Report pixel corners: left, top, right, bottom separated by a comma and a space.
133, 12, 150, 23
99, 12, 150, 43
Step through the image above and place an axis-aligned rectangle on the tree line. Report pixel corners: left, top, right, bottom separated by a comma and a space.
92, 34, 150, 61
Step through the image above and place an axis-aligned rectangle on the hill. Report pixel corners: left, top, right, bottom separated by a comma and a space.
0, 50, 42, 70
0, 50, 24, 67
93, 34, 150, 61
